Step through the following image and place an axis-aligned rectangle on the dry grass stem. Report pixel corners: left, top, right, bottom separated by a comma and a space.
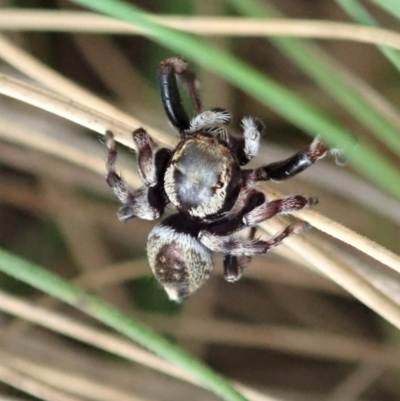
0, 290, 198, 387
327, 362, 383, 401
0, 351, 143, 401
260, 185, 400, 275
259, 217, 400, 330
1, 12, 400, 51
141, 314, 400, 366
0, 35, 171, 147
0, 364, 85, 401
0, 289, 394, 401
0, 291, 283, 401
0, 119, 118, 181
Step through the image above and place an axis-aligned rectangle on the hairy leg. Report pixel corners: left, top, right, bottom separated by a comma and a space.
250, 137, 328, 181
105, 130, 135, 205
223, 227, 256, 282
229, 117, 264, 166
207, 188, 315, 237
205, 116, 263, 166
105, 131, 167, 221
132, 128, 172, 187
243, 195, 317, 227
188, 108, 231, 132
200, 222, 307, 256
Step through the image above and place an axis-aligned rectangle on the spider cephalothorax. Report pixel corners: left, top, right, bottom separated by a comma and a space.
105, 57, 328, 302
164, 132, 242, 219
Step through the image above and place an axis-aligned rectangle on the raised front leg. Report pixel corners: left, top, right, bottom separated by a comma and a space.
105, 131, 168, 221
158, 57, 201, 134
251, 137, 328, 181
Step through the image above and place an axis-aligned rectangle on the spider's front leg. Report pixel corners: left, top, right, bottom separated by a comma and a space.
250, 137, 329, 181
158, 59, 234, 137
105, 130, 170, 221
158, 57, 201, 134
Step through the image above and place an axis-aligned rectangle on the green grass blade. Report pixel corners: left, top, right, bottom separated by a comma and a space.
69, 0, 400, 201
0, 248, 249, 401
367, 0, 400, 20
335, 0, 400, 71
226, 0, 400, 170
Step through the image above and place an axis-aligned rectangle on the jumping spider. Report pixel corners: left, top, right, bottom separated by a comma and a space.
105, 57, 328, 302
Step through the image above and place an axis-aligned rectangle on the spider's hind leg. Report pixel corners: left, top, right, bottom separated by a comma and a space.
204, 191, 315, 282
223, 227, 256, 283
200, 222, 307, 259
243, 195, 317, 227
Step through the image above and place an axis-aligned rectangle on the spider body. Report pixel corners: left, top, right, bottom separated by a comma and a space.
164, 132, 241, 220
105, 57, 328, 302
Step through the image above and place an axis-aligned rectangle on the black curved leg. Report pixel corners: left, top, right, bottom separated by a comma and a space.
158, 57, 201, 134
250, 138, 328, 181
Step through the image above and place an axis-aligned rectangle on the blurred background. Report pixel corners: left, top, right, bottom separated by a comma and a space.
0, 1, 400, 401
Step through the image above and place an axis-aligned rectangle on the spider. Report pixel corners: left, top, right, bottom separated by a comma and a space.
105, 57, 328, 302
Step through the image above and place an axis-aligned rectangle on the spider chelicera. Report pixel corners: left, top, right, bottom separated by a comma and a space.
105, 57, 328, 302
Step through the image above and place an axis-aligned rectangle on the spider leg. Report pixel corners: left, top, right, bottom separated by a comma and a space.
105, 131, 168, 221
208, 188, 315, 237
200, 222, 307, 257
132, 128, 172, 187
224, 195, 318, 282
202, 187, 313, 279
243, 195, 317, 227
229, 117, 264, 166
250, 137, 328, 181
223, 227, 256, 282
158, 57, 201, 134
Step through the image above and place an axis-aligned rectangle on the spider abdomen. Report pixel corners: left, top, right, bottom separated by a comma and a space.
146, 215, 213, 302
